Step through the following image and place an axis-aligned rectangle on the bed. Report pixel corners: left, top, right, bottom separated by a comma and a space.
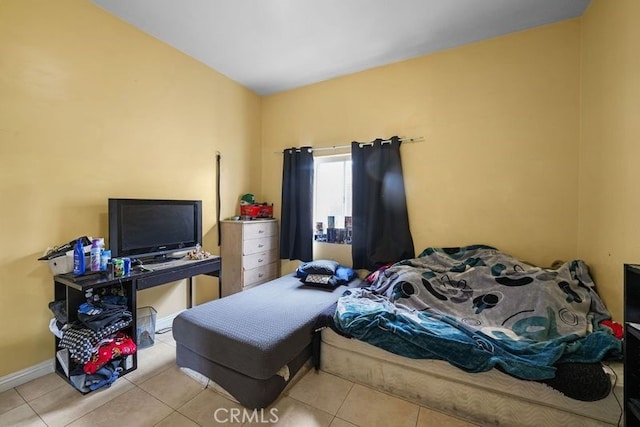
320, 328, 623, 426
318, 245, 624, 425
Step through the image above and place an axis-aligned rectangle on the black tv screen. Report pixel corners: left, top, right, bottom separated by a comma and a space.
108, 198, 202, 261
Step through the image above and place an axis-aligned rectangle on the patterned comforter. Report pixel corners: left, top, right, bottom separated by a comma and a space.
333, 245, 621, 380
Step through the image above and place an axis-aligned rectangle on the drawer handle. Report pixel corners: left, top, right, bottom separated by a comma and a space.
258, 258, 263, 263
258, 230, 264, 234
258, 273, 264, 278
258, 244, 264, 248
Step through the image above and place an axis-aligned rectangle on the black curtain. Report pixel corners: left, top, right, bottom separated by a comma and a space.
280, 147, 314, 262
351, 136, 414, 270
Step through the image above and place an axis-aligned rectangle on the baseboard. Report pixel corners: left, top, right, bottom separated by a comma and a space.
0, 310, 184, 393
155, 310, 183, 333
0, 359, 54, 393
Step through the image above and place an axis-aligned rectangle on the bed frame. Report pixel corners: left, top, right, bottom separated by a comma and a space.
320, 328, 623, 426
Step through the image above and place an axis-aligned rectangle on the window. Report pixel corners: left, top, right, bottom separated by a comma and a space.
313, 154, 352, 244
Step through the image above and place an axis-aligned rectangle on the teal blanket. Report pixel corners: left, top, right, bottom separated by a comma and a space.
333, 245, 621, 380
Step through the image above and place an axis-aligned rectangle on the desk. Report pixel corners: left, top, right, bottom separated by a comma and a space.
56, 256, 221, 308
132, 256, 221, 308
52, 256, 221, 393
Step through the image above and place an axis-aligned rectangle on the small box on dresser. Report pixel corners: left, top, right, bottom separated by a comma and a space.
221, 219, 279, 296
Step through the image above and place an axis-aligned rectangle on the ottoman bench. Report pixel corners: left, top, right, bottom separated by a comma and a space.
172, 273, 361, 408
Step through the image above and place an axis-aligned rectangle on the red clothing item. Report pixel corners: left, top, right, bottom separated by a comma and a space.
84, 333, 136, 374
600, 319, 623, 339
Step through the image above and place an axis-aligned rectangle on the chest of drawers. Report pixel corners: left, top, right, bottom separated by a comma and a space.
220, 219, 279, 296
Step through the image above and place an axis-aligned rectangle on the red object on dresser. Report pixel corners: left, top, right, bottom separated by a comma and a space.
240, 204, 273, 218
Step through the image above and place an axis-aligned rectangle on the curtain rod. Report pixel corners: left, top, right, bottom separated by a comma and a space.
274, 136, 424, 154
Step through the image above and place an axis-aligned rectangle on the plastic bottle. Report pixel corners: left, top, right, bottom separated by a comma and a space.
90, 239, 101, 272
73, 238, 85, 275
100, 249, 111, 271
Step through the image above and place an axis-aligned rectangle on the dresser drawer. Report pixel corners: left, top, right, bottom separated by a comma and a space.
243, 236, 276, 255
243, 263, 277, 287
243, 250, 278, 270
243, 221, 277, 240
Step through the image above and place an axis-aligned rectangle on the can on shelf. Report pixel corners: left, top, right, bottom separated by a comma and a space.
113, 258, 124, 277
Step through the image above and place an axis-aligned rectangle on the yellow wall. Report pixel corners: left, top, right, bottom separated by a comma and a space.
578, 0, 640, 322
0, 0, 261, 376
262, 21, 582, 276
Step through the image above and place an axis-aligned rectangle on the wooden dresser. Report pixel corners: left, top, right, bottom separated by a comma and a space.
220, 219, 279, 296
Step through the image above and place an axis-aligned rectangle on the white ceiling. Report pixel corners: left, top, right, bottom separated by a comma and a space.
91, 0, 590, 96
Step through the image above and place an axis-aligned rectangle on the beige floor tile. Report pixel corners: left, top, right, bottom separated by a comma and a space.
178, 388, 244, 427
281, 362, 312, 394
0, 388, 26, 415
286, 370, 353, 415
0, 403, 47, 427
328, 417, 358, 427
181, 367, 211, 387
416, 407, 478, 427
67, 387, 173, 427
205, 379, 239, 403
336, 384, 419, 427
155, 411, 200, 427
139, 365, 206, 409
15, 372, 67, 402
29, 375, 135, 427
244, 395, 333, 427
155, 331, 176, 347
125, 341, 176, 384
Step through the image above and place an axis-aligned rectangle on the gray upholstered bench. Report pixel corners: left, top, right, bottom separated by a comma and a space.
172, 273, 361, 408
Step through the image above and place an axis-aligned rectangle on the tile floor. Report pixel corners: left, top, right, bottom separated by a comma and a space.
0, 332, 479, 427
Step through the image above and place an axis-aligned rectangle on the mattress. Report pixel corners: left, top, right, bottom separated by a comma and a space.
321, 328, 623, 426
173, 273, 361, 379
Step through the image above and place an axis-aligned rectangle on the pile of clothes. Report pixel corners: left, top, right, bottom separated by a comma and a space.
49, 288, 136, 392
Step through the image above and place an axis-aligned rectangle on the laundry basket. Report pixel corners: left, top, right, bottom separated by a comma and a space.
136, 306, 157, 349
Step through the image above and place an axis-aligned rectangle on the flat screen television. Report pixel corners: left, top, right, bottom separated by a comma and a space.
108, 198, 202, 262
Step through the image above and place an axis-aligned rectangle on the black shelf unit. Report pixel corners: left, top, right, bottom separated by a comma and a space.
52, 256, 221, 393
53, 274, 138, 393
624, 264, 640, 426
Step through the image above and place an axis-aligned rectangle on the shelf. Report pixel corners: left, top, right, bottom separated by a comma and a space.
52, 256, 220, 394
627, 323, 640, 340
53, 277, 137, 394
54, 354, 136, 395
625, 264, 640, 427
629, 399, 640, 424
